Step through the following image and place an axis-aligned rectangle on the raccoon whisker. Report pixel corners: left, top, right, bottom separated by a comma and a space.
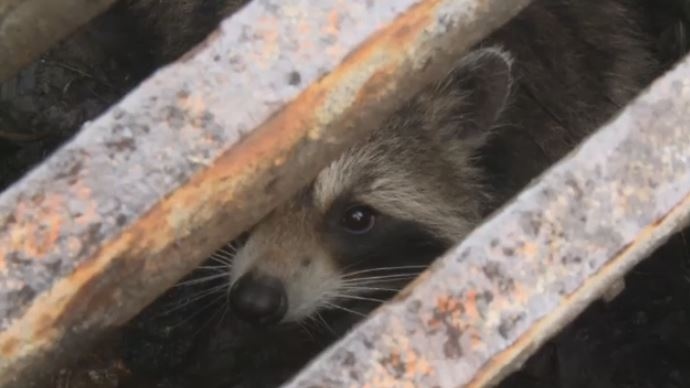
302, 312, 334, 338
331, 294, 386, 304
169, 292, 227, 331
339, 279, 415, 289
161, 288, 227, 317
314, 311, 337, 336
215, 250, 236, 260
208, 257, 233, 268
194, 290, 233, 337
209, 251, 234, 264
160, 283, 229, 316
191, 297, 228, 337
297, 319, 318, 341
322, 302, 368, 318
211, 248, 235, 258
219, 244, 238, 254
216, 293, 232, 325
340, 265, 429, 278
213, 245, 236, 255
339, 277, 420, 290
343, 272, 423, 280
337, 285, 401, 293
340, 273, 423, 283
174, 272, 229, 288
195, 264, 230, 272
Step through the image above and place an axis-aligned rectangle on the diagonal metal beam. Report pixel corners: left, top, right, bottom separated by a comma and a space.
0, 0, 117, 82
285, 55, 690, 387
0, 0, 532, 386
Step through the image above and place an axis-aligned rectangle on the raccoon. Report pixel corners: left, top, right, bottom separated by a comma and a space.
224, 0, 665, 328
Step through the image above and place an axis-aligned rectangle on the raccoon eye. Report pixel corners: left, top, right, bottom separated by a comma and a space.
340, 205, 376, 234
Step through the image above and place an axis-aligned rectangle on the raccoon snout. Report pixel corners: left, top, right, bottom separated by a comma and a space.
229, 272, 288, 325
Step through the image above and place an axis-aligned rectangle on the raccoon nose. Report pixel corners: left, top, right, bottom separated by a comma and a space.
229, 273, 287, 325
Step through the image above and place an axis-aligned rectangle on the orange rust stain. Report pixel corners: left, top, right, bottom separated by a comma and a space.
436, 294, 450, 312
296, 19, 314, 57
469, 328, 484, 351
67, 236, 82, 256
334, 0, 439, 75
436, 293, 460, 314
511, 282, 529, 305
404, 350, 433, 377
35, 193, 65, 257
7, 193, 66, 259
0, 337, 18, 358
178, 92, 207, 118
465, 290, 479, 320
389, 351, 401, 366
404, 355, 416, 376
417, 356, 433, 376
353, 63, 398, 107
256, 16, 279, 63
324, 9, 341, 36
13, 199, 29, 220
426, 316, 442, 330
32, 313, 57, 341
73, 183, 98, 227
519, 241, 538, 257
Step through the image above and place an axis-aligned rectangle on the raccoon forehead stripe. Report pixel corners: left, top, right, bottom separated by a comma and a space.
359, 177, 476, 242
313, 144, 478, 242
313, 144, 382, 211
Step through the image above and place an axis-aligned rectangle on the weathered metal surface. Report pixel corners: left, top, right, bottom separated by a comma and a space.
0, 0, 533, 386
0, 0, 117, 82
285, 55, 690, 387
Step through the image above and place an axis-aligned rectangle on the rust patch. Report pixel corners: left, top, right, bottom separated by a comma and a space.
354, 64, 399, 106
7, 192, 66, 259
1, 335, 19, 359
337, 0, 438, 73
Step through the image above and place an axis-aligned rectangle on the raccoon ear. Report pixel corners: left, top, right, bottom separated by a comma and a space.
430, 47, 513, 149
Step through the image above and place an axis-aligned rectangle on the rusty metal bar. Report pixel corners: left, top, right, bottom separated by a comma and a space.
0, 0, 532, 386
0, 0, 117, 82
285, 55, 690, 387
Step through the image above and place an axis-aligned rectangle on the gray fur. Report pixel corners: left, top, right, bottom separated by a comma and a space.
121, 0, 249, 62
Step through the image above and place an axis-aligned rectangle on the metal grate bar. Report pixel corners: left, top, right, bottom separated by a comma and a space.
284, 55, 690, 387
0, 0, 532, 386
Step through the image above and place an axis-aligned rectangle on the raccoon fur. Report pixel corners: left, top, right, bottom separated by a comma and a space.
120, 0, 250, 63
222, 0, 666, 328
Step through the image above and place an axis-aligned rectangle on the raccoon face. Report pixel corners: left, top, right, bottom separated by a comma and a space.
227, 47, 514, 326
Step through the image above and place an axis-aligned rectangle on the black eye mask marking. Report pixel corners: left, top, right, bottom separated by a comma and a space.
323, 200, 450, 273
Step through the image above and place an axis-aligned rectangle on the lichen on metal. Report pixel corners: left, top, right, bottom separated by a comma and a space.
0, 0, 117, 82
284, 54, 690, 387
0, 0, 533, 386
